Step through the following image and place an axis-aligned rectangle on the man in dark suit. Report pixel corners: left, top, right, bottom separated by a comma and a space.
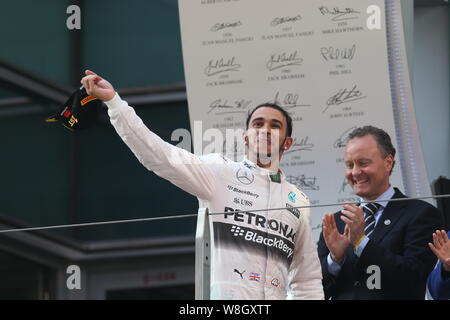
317, 126, 443, 299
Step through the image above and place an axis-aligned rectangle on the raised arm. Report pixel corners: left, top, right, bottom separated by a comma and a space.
81, 70, 217, 200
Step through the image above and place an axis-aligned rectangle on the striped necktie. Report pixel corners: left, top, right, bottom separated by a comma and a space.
363, 202, 381, 237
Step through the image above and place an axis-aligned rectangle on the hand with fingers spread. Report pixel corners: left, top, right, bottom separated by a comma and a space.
428, 230, 450, 272
322, 213, 350, 265
80, 70, 116, 102
340, 203, 365, 246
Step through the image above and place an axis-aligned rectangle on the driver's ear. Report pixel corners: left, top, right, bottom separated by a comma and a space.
243, 130, 249, 146
282, 136, 293, 151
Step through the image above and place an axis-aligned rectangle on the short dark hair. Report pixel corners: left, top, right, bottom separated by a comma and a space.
246, 103, 293, 137
347, 125, 396, 174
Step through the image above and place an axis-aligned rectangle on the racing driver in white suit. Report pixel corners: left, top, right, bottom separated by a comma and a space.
81, 70, 324, 300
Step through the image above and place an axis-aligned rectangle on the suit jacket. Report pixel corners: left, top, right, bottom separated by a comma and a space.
317, 188, 444, 300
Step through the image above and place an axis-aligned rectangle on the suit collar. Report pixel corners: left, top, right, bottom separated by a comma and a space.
360, 185, 395, 209
369, 188, 407, 243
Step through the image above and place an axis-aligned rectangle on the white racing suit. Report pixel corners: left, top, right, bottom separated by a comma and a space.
105, 93, 324, 300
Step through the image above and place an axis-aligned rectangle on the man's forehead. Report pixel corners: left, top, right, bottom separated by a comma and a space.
345, 135, 381, 157
250, 107, 286, 123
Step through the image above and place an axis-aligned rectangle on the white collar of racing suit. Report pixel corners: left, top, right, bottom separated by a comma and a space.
242, 156, 286, 181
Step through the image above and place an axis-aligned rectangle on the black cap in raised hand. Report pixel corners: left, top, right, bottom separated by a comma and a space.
45, 86, 103, 131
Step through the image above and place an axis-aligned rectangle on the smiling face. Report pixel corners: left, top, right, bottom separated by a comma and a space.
344, 134, 394, 200
244, 106, 292, 167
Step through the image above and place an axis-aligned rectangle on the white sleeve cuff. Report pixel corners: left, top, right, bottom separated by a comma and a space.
327, 253, 343, 276
105, 92, 127, 111
354, 236, 370, 257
